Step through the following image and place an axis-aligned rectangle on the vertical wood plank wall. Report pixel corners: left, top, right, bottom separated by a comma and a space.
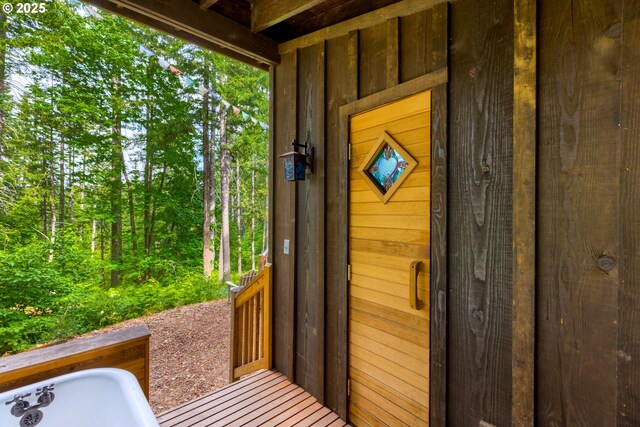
271, 0, 640, 424
448, 0, 514, 425
295, 42, 326, 402
272, 51, 297, 380
325, 31, 357, 417
537, 1, 640, 425
620, 2, 640, 423
272, 4, 448, 418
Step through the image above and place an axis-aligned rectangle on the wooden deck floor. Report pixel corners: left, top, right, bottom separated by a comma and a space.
156, 370, 350, 427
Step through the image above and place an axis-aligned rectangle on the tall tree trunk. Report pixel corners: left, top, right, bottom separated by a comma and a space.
251, 161, 256, 271
121, 152, 137, 255
78, 151, 86, 238
69, 146, 75, 225
147, 163, 167, 251
110, 76, 123, 287
48, 100, 56, 263
143, 96, 152, 280
100, 220, 105, 262
42, 143, 48, 237
144, 162, 167, 279
58, 140, 65, 229
49, 174, 56, 263
217, 107, 230, 282
202, 67, 216, 279
236, 158, 242, 274
91, 211, 97, 255
100, 219, 105, 285
100, 220, 105, 261
143, 155, 152, 256
262, 182, 268, 253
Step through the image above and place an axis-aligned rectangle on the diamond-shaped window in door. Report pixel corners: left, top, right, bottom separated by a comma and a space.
357, 131, 418, 204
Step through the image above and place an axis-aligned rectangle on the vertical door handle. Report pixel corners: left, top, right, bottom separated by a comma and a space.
409, 261, 422, 309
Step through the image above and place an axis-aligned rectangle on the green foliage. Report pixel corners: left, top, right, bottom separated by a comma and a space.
0, 268, 226, 354
0, 242, 68, 312
0, 1, 269, 354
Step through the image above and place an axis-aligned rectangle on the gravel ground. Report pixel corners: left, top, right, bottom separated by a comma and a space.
70, 300, 231, 414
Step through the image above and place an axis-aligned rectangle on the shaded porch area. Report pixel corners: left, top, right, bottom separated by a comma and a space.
156, 370, 349, 427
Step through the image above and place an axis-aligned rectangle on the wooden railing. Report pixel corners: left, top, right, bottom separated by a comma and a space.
0, 326, 151, 398
229, 263, 272, 382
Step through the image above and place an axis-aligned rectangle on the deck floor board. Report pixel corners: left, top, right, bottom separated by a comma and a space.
157, 370, 350, 427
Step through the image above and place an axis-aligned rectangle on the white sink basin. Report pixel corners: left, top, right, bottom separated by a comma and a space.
0, 368, 159, 427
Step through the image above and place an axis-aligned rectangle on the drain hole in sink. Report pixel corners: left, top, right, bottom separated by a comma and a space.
20, 409, 43, 427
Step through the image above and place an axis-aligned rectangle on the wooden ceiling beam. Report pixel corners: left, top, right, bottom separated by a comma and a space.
84, 0, 279, 67
279, 0, 450, 53
199, 0, 219, 10
251, 0, 327, 32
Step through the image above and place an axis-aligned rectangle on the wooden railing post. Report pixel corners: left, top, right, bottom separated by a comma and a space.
229, 292, 238, 382
263, 264, 272, 371
229, 263, 272, 382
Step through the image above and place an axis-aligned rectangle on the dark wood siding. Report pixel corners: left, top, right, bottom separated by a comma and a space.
428, 5, 449, 426
272, 51, 297, 380
271, 3, 451, 418
270, 0, 640, 424
537, 0, 640, 425
358, 22, 388, 97
324, 32, 357, 416
400, 9, 436, 83
448, 0, 514, 425
619, 2, 640, 424
295, 41, 326, 402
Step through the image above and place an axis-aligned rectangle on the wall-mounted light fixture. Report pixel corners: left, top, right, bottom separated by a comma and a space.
279, 139, 313, 181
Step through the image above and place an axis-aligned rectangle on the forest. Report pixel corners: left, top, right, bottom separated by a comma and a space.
0, 0, 269, 354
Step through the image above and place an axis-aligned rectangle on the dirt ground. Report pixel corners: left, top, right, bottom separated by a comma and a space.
72, 300, 231, 414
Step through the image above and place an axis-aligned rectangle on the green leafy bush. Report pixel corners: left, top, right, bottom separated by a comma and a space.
0, 242, 69, 313
0, 265, 226, 355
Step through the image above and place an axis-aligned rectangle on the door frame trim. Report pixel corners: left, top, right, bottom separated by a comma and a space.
338, 67, 448, 424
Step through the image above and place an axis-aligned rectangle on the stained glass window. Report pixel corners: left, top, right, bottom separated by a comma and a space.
357, 131, 417, 204
366, 144, 409, 193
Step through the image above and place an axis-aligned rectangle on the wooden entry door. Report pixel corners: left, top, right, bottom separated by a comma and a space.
348, 91, 431, 426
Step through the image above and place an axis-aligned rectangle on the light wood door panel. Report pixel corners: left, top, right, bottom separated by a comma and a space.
348, 90, 431, 426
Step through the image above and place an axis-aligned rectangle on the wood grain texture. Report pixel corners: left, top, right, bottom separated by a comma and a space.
341, 68, 447, 119
272, 50, 297, 381
448, 0, 514, 425
272, 5, 447, 422
324, 31, 357, 418
251, 0, 327, 32
400, 9, 433, 83
429, 13, 447, 426
386, 17, 400, 88
268, 66, 276, 264
264, 0, 401, 43
619, 2, 640, 424
199, 0, 218, 9
229, 277, 238, 381
511, 0, 535, 425
202, 0, 250, 27
278, 0, 449, 53
157, 370, 348, 427
348, 91, 430, 426
537, 0, 621, 425
428, 4, 448, 425
350, 91, 431, 131
358, 22, 388, 98
230, 265, 272, 382
296, 41, 326, 402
